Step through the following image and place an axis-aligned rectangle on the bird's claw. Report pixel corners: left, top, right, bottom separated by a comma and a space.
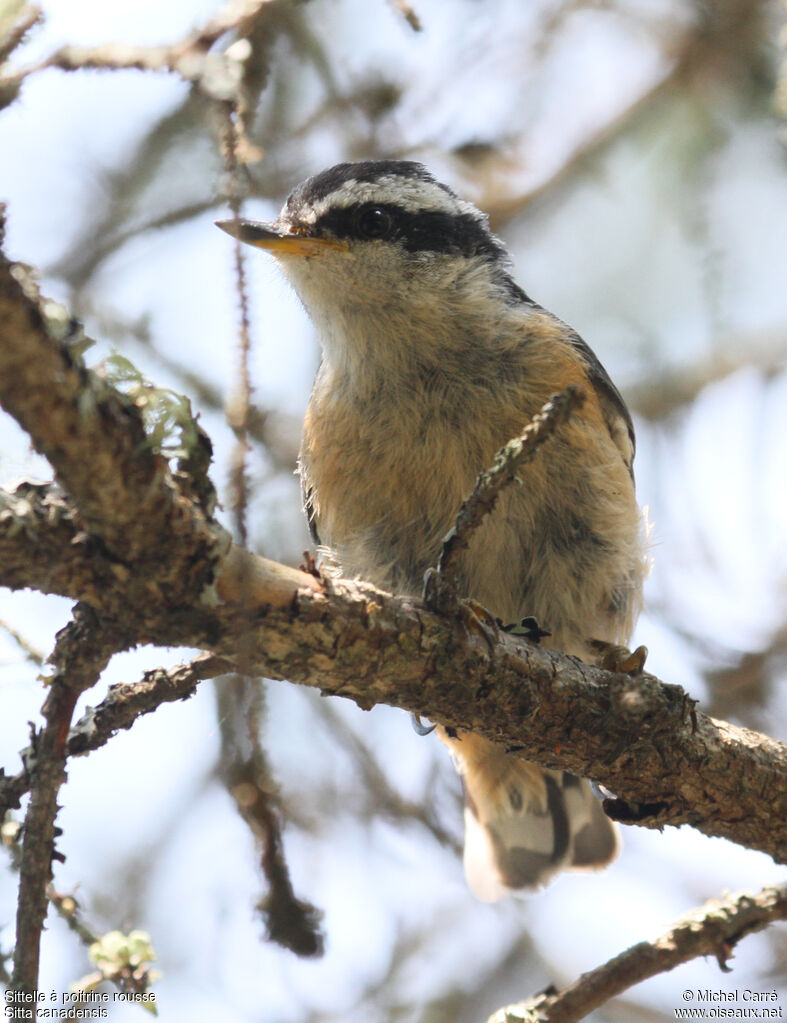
299, 550, 321, 578
457, 599, 501, 653
411, 713, 436, 736
589, 639, 648, 675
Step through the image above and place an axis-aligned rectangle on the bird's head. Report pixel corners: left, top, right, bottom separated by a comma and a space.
217, 160, 527, 373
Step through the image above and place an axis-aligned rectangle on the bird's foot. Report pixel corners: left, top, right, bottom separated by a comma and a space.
456, 599, 502, 654
299, 549, 321, 578
589, 639, 648, 675
423, 569, 503, 655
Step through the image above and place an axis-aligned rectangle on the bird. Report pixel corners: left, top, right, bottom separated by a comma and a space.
217, 160, 647, 902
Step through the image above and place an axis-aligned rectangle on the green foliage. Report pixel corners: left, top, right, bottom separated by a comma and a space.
102, 353, 201, 461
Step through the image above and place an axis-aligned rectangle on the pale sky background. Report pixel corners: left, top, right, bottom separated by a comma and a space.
1, 1, 786, 1020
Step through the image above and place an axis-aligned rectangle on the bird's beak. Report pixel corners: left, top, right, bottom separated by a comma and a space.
215, 219, 348, 255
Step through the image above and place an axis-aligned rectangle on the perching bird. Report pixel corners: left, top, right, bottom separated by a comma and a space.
217, 160, 647, 901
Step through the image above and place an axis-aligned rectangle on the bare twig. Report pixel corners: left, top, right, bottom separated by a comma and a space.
488, 884, 787, 1023
62, 196, 220, 291
702, 622, 787, 724
427, 386, 585, 601
0, 0, 278, 98
625, 338, 787, 421
0, 617, 44, 667
481, 0, 770, 229
0, 3, 42, 64
0, 654, 230, 818
388, 0, 422, 32
215, 675, 324, 957
51, 92, 216, 289
10, 605, 126, 1000
213, 110, 321, 958
67, 653, 233, 757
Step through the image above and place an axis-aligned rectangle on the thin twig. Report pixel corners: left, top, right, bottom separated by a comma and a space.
430, 386, 585, 597
47, 887, 101, 947
214, 675, 325, 957
388, 0, 422, 31
0, 618, 44, 666
215, 115, 322, 957
0, 654, 232, 818
482, 0, 769, 230
10, 605, 124, 1000
221, 105, 255, 556
488, 883, 787, 1023
68, 653, 233, 756
0, 3, 43, 64
0, 0, 277, 96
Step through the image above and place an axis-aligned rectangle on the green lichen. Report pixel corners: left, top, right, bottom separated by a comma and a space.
101, 353, 201, 461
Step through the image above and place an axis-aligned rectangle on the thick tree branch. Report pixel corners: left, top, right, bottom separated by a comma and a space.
488, 883, 787, 1023
1, 494, 785, 863
204, 560, 787, 863
0, 246, 227, 605
0, 481, 126, 604
4, 546, 784, 863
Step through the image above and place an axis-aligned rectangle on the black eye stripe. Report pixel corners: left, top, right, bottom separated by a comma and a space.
312, 202, 504, 259
356, 205, 394, 239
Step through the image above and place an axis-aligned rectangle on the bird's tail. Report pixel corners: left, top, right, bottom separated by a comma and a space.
438, 730, 619, 902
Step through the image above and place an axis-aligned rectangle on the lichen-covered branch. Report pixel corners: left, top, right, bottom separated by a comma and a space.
0, 481, 125, 604
488, 883, 787, 1023
0, 0, 277, 104
10, 605, 126, 997
202, 558, 787, 864
1, 478, 785, 863
5, 543, 784, 863
430, 385, 585, 598
0, 243, 227, 606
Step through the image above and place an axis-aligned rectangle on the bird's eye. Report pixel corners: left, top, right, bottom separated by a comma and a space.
356, 206, 393, 240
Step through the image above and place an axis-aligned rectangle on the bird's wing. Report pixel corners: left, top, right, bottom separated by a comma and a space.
566, 329, 636, 472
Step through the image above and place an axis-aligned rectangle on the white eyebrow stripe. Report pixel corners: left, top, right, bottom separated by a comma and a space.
283, 175, 485, 225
